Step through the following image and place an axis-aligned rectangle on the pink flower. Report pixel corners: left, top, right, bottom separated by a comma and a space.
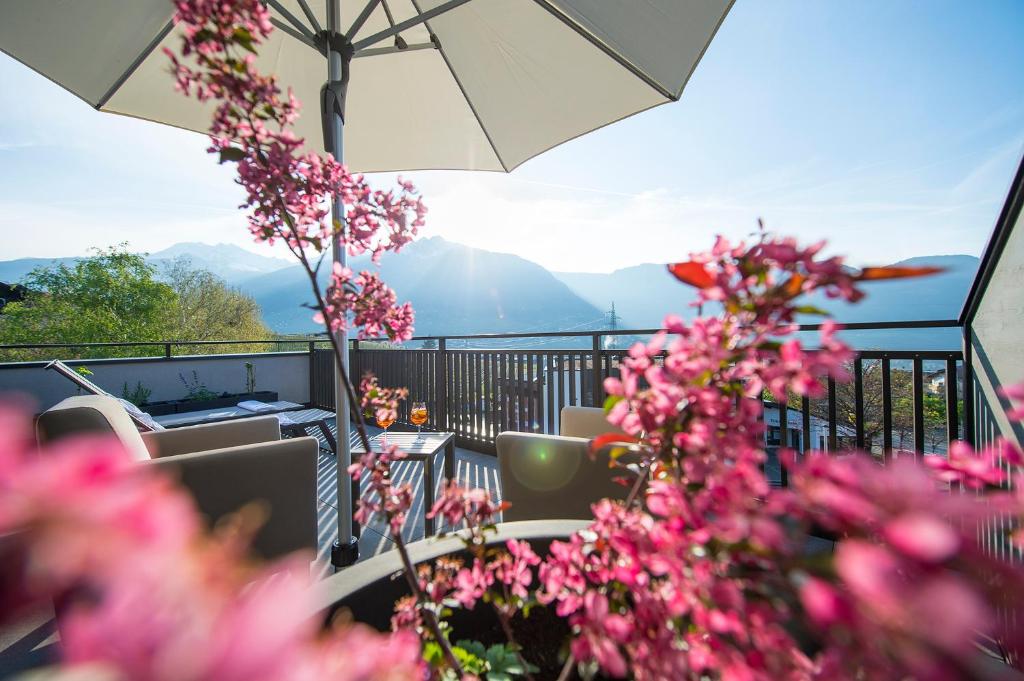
492, 539, 540, 600
453, 559, 492, 608
883, 512, 960, 564
427, 481, 507, 530
800, 577, 851, 627
1000, 381, 1024, 421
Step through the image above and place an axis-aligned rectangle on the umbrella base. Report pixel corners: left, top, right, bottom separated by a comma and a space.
331, 537, 359, 569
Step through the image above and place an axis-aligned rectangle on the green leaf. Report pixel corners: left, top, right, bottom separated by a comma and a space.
422, 641, 445, 667
232, 27, 258, 53
794, 305, 831, 316
218, 147, 246, 164
603, 393, 623, 414
452, 641, 488, 675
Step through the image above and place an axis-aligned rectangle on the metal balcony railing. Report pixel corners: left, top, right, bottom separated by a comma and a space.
0, 320, 967, 478
304, 321, 965, 468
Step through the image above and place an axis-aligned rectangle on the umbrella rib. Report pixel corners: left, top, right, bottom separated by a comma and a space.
266, 0, 318, 42
96, 19, 176, 109
295, 0, 324, 35
408, 0, 508, 172
530, 0, 675, 102
271, 18, 322, 52
347, 0, 383, 41
351, 0, 473, 51
354, 42, 436, 58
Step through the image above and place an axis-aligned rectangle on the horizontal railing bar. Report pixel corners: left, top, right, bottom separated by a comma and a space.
0, 350, 310, 370
355, 319, 962, 342
856, 350, 963, 360
0, 339, 323, 350
0, 320, 961, 351
382, 348, 965, 359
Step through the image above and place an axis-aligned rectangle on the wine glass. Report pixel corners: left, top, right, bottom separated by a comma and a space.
410, 401, 428, 438
376, 410, 395, 446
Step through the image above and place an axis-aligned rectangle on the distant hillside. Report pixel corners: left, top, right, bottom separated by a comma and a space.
0, 242, 290, 287
242, 237, 607, 336
148, 242, 291, 283
556, 254, 979, 350
0, 241, 979, 349
0, 256, 82, 285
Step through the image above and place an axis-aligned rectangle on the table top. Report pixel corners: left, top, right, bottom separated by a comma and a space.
350, 431, 454, 454
154, 400, 305, 428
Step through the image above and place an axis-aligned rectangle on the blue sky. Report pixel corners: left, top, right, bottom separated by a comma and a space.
1, 0, 1022, 272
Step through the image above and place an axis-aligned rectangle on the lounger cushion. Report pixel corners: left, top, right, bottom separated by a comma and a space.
116, 398, 165, 432
38, 395, 152, 461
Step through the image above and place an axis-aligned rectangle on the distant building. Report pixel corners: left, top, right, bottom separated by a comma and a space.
0, 282, 26, 312
924, 365, 964, 396
762, 401, 855, 452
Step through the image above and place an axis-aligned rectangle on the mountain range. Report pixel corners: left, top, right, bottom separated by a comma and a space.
239, 237, 607, 336
554, 253, 978, 349
0, 239, 978, 350
0, 242, 291, 286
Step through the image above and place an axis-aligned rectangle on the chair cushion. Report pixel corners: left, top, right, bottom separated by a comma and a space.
116, 398, 165, 432
559, 406, 623, 439
40, 395, 152, 461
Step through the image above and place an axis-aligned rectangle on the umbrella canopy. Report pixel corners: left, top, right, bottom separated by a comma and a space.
1, 0, 732, 172
1, 0, 733, 566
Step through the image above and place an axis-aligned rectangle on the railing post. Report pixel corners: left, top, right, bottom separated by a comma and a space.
307, 340, 315, 407
827, 377, 837, 452
436, 337, 448, 431
778, 397, 789, 488
591, 333, 602, 409
913, 355, 925, 455
349, 339, 361, 403
945, 356, 959, 445
962, 330, 975, 447
164, 343, 172, 359
882, 356, 893, 460
854, 356, 864, 449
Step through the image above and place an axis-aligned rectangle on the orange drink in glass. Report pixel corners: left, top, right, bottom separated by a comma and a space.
411, 401, 428, 436
376, 412, 395, 444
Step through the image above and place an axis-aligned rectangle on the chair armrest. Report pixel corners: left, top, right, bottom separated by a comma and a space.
559, 406, 622, 439
497, 431, 629, 522
147, 436, 318, 561
142, 415, 282, 458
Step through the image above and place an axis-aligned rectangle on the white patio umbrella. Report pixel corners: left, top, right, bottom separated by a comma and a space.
0, 0, 733, 567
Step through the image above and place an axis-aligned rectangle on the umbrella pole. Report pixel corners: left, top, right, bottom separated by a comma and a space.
327, 0, 359, 569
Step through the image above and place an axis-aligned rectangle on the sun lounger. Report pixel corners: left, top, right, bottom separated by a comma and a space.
45, 359, 163, 431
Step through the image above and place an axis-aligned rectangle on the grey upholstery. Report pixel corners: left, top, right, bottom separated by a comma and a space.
497, 406, 632, 522
37, 394, 151, 460
559, 405, 624, 438
150, 438, 317, 560
142, 416, 282, 458
36, 395, 318, 561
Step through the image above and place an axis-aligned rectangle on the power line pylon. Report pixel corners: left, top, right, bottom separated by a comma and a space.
605, 301, 619, 349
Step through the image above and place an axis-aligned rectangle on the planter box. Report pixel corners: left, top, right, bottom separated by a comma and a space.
317, 520, 590, 679
143, 390, 279, 416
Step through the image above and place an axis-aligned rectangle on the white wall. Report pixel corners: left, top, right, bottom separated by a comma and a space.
0, 352, 310, 412
970, 208, 1024, 449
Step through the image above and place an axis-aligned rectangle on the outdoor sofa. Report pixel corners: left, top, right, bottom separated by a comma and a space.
36, 394, 319, 561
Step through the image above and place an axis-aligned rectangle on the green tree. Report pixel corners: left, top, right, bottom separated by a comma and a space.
0, 246, 274, 361
0, 245, 177, 360
161, 257, 271, 352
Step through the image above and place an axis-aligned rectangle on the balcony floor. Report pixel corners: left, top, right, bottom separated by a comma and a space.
293, 411, 501, 577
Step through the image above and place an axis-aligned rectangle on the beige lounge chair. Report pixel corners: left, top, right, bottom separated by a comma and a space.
36, 395, 319, 561
497, 406, 634, 522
